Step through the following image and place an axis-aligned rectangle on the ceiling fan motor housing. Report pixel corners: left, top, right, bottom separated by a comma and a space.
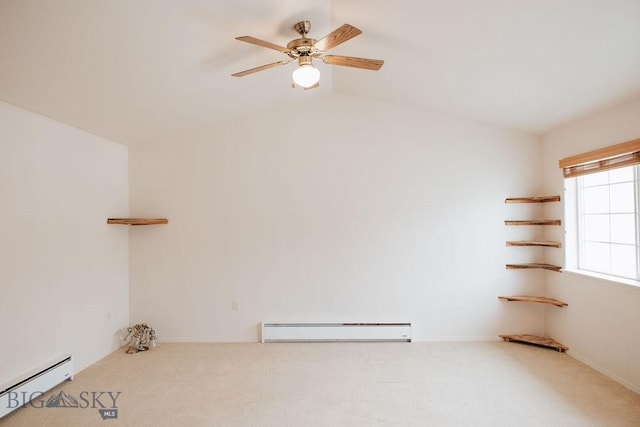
287, 38, 318, 57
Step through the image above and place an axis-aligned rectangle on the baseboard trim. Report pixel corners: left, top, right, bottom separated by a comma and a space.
415, 336, 501, 342
160, 336, 502, 343
159, 337, 250, 343
567, 350, 640, 395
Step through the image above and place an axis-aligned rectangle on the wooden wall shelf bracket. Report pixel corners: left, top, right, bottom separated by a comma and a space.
505, 196, 561, 203
107, 218, 168, 226
499, 334, 568, 352
505, 219, 561, 226
505, 263, 562, 272
498, 295, 568, 307
506, 240, 561, 248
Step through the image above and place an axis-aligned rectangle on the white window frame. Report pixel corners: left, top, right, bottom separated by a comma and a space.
573, 166, 639, 282
560, 138, 640, 287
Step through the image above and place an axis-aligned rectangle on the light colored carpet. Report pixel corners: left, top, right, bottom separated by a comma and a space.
2, 342, 639, 426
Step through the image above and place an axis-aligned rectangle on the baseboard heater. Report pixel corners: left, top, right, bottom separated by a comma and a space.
261, 322, 412, 343
0, 354, 73, 418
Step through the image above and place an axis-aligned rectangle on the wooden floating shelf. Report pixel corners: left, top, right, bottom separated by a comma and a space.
498, 295, 568, 307
499, 334, 568, 352
107, 218, 168, 226
506, 240, 561, 248
505, 219, 561, 226
506, 263, 562, 272
505, 196, 561, 203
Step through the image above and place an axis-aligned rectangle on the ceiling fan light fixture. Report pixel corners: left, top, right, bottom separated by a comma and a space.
292, 64, 320, 88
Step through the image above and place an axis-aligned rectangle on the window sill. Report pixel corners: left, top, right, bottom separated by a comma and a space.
562, 268, 640, 292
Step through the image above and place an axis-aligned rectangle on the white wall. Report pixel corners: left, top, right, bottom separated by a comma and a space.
0, 101, 129, 384
130, 93, 542, 342
542, 97, 640, 393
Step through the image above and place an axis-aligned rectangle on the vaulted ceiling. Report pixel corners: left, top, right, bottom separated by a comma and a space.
1, 0, 639, 145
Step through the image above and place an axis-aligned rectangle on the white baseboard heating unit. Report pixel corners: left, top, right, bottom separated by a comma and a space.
261, 322, 412, 343
0, 354, 73, 418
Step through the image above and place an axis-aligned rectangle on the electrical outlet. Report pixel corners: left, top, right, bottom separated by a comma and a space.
232, 301, 239, 311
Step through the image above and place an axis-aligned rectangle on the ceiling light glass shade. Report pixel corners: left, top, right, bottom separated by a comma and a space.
292, 64, 320, 88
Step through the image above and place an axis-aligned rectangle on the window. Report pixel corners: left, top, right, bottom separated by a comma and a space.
575, 166, 638, 280
560, 138, 640, 284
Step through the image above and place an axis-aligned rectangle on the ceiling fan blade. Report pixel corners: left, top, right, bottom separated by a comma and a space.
322, 55, 384, 71
235, 36, 290, 53
314, 24, 362, 51
232, 59, 294, 77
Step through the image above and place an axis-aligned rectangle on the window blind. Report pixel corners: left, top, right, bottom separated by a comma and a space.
558, 138, 640, 178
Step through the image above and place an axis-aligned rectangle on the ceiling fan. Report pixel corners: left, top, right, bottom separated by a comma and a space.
232, 21, 384, 89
